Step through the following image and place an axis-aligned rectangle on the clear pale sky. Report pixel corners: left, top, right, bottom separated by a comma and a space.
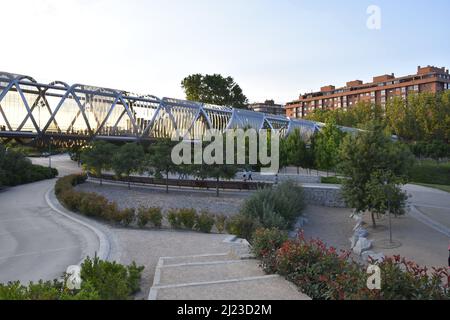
2, 0, 449, 104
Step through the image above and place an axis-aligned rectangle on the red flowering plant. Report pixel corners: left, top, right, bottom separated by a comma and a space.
251, 228, 289, 273
375, 255, 449, 300
252, 228, 450, 300
273, 232, 368, 299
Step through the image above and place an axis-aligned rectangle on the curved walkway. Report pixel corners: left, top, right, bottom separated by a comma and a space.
0, 156, 102, 284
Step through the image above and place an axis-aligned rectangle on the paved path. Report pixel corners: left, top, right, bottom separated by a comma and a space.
405, 184, 450, 236
0, 155, 99, 284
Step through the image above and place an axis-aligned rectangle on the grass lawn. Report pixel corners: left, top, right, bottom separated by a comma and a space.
412, 183, 450, 194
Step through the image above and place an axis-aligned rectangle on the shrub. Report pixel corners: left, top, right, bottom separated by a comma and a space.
80, 256, 144, 300
137, 207, 150, 228
251, 228, 288, 273
147, 207, 163, 228
167, 209, 182, 229
195, 211, 215, 233
215, 214, 227, 233
178, 208, 197, 229
256, 230, 450, 300
119, 208, 135, 227
0, 257, 144, 300
240, 181, 305, 230
226, 213, 261, 241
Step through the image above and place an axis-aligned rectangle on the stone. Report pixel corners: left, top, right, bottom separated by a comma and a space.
349, 235, 359, 249
353, 237, 372, 256
354, 227, 369, 238
353, 217, 364, 231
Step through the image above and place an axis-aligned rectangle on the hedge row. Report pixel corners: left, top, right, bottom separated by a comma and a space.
55, 175, 242, 234
252, 228, 450, 300
0, 256, 144, 300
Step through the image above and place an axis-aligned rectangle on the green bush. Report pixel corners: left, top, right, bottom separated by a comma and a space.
226, 213, 261, 241
215, 214, 227, 233
240, 181, 305, 230
178, 208, 197, 229
167, 209, 183, 229
137, 207, 150, 228
0, 257, 144, 300
119, 208, 135, 227
80, 256, 144, 300
147, 207, 163, 228
195, 211, 215, 233
0, 145, 58, 186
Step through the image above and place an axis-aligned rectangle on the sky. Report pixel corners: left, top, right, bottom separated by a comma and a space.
1, 0, 450, 104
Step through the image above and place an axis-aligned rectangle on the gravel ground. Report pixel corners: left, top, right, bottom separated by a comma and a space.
302, 206, 449, 268
75, 182, 247, 216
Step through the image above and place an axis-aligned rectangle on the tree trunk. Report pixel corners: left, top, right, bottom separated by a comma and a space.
297, 167, 300, 175
166, 172, 169, 194
128, 176, 131, 190
216, 177, 220, 197
371, 212, 377, 228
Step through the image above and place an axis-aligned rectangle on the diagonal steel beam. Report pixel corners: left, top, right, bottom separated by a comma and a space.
141, 104, 163, 138
42, 90, 72, 134
94, 96, 120, 136
14, 81, 41, 134
118, 95, 139, 137
111, 109, 127, 134
17, 89, 43, 131
0, 103, 12, 131
70, 88, 93, 136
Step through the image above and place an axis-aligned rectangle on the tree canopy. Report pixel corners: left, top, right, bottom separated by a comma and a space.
338, 122, 414, 227
181, 73, 248, 109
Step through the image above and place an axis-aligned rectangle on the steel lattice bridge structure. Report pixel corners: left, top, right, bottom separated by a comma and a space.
0, 71, 356, 147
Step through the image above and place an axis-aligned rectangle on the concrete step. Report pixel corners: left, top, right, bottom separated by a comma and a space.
151, 275, 310, 300
161, 253, 233, 266
157, 260, 265, 286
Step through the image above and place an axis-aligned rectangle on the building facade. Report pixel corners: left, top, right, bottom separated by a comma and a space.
248, 100, 285, 116
286, 66, 450, 119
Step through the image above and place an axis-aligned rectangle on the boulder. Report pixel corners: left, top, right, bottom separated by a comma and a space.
353, 216, 364, 231
353, 237, 372, 256
354, 227, 369, 238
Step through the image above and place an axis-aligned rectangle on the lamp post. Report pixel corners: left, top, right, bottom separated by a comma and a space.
49, 137, 53, 169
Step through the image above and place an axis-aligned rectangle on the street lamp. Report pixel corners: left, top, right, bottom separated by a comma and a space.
49, 137, 54, 169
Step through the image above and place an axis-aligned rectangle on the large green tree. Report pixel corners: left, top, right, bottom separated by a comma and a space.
281, 129, 308, 174
339, 122, 414, 227
81, 141, 117, 186
181, 74, 248, 109
146, 139, 179, 193
112, 143, 145, 189
314, 122, 345, 175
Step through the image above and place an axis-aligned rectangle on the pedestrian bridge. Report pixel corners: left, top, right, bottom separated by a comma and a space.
0, 71, 355, 145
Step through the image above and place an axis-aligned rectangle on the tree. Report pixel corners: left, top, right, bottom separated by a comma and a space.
194, 163, 238, 197
339, 122, 414, 228
191, 135, 239, 197
112, 143, 145, 189
146, 139, 178, 193
282, 129, 308, 174
181, 74, 248, 109
314, 121, 345, 175
81, 141, 117, 186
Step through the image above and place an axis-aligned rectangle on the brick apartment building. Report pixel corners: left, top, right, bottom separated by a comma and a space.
248, 100, 285, 116
285, 66, 450, 119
